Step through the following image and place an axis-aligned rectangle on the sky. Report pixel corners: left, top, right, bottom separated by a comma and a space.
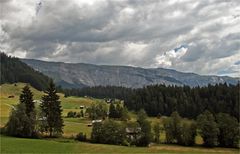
0, 0, 240, 77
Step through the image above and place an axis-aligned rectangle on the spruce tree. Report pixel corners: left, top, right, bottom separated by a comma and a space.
136, 109, 152, 146
20, 85, 34, 117
116, 103, 123, 118
41, 81, 64, 137
109, 103, 117, 118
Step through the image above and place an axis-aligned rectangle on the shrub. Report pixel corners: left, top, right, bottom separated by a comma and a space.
75, 132, 87, 141
67, 111, 77, 118
6, 103, 36, 138
197, 110, 219, 147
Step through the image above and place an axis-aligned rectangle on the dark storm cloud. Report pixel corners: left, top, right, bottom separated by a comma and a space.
0, 0, 240, 77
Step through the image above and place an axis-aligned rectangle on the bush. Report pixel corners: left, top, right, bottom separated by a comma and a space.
91, 120, 126, 145
6, 103, 36, 138
197, 110, 219, 147
67, 111, 78, 118
163, 112, 197, 146
75, 132, 87, 141
0, 127, 6, 134
216, 113, 240, 148
178, 121, 197, 146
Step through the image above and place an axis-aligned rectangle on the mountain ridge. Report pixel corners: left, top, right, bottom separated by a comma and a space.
21, 58, 239, 89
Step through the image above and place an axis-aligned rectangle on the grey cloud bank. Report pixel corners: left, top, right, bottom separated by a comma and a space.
0, 0, 240, 77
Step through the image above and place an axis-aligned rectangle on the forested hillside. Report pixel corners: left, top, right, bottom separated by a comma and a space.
0, 53, 51, 90
62, 83, 240, 120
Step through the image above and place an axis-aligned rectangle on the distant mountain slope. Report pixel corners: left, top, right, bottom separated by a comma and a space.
0, 53, 51, 90
21, 59, 239, 88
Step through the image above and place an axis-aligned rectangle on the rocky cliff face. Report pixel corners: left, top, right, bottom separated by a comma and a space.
21, 59, 239, 88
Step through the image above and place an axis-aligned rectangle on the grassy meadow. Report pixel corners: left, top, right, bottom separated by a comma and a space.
0, 83, 239, 153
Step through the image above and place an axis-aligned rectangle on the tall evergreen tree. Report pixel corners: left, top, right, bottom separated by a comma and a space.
20, 85, 34, 117
41, 81, 64, 137
136, 109, 152, 146
116, 103, 123, 118
109, 103, 117, 118
121, 106, 131, 121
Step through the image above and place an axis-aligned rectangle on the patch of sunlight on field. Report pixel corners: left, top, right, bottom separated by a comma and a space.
0, 83, 44, 100
61, 96, 96, 109
63, 118, 92, 138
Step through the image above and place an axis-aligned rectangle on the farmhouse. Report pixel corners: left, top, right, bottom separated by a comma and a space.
126, 127, 141, 141
92, 119, 102, 123
87, 119, 102, 127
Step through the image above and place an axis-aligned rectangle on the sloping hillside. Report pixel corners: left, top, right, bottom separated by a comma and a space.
22, 59, 238, 88
0, 53, 51, 90
0, 83, 97, 127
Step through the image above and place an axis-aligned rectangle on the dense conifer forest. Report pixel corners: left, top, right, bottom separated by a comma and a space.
0, 53, 51, 90
62, 83, 240, 120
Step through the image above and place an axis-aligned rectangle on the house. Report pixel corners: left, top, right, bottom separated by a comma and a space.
8, 95, 14, 98
126, 127, 141, 141
87, 119, 102, 127
87, 123, 92, 127
33, 100, 42, 104
38, 116, 47, 121
80, 105, 85, 109
92, 119, 102, 123
105, 98, 113, 103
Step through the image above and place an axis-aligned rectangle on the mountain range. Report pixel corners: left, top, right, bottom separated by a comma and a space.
21, 59, 239, 89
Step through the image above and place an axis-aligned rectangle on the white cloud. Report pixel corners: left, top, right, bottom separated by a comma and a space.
154, 46, 188, 67
0, 0, 240, 77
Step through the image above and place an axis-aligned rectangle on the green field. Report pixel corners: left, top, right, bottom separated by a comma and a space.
1, 135, 238, 154
0, 83, 239, 153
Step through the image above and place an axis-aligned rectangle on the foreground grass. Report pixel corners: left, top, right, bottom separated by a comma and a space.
1, 135, 238, 154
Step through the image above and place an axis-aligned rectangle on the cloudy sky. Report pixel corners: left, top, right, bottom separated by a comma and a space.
1, 0, 240, 77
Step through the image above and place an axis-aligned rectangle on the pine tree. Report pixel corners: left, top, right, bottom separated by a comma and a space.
136, 109, 152, 146
116, 103, 123, 118
41, 81, 64, 137
20, 85, 34, 117
109, 103, 117, 118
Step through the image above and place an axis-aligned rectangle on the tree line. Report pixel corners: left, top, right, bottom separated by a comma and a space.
61, 83, 240, 120
163, 111, 239, 148
90, 109, 239, 148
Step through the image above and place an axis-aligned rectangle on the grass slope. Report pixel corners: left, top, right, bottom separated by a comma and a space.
0, 83, 94, 135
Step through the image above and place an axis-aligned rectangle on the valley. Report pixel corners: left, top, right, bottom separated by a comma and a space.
0, 83, 238, 153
